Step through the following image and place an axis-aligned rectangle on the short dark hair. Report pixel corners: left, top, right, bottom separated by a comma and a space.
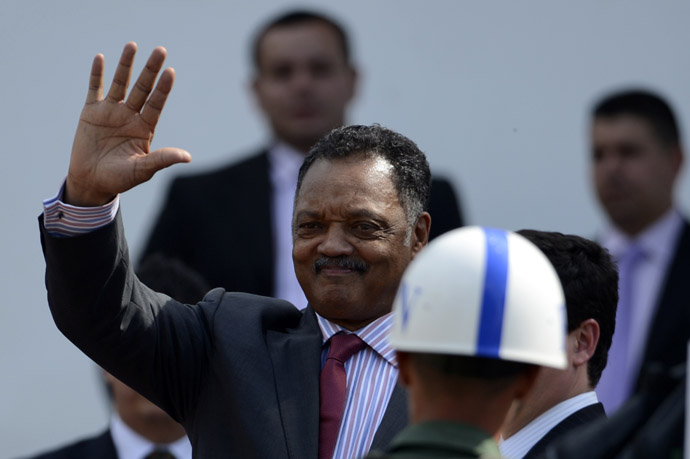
410, 353, 533, 380
251, 9, 351, 71
592, 89, 681, 148
137, 254, 209, 304
295, 124, 432, 227
517, 230, 618, 387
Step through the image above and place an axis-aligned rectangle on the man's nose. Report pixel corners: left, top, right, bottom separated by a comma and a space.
318, 226, 354, 257
291, 68, 315, 93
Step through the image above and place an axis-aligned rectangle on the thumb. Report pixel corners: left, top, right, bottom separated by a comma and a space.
142, 147, 192, 175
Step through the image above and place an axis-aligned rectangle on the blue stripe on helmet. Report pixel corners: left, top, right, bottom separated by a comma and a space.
476, 227, 509, 358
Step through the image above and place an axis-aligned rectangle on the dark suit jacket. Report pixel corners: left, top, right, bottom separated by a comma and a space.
139, 150, 463, 295
523, 402, 605, 459
40, 213, 407, 458
634, 218, 690, 391
23, 430, 118, 459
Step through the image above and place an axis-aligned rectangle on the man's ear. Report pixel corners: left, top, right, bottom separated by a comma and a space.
671, 144, 684, 178
514, 365, 540, 400
572, 318, 600, 367
250, 75, 267, 111
411, 212, 431, 255
396, 351, 412, 387
345, 65, 358, 103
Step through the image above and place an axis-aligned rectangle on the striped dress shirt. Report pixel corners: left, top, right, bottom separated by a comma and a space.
43, 184, 120, 236
316, 313, 399, 459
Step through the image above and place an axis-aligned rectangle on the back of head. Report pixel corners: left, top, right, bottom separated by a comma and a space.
592, 89, 681, 148
516, 230, 618, 387
391, 226, 568, 370
296, 124, 432, 226
137, 254, 210, 304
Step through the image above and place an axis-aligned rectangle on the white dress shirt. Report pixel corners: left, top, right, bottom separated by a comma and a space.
596, 208, 684, 412
110, 413, 191, 459
267, 142, 308, 309
499, 391, 599, 459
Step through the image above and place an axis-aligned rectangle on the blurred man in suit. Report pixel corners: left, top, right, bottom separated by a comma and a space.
590, 89, 689, 414
500, 230, 618, 459
139, 9, 463, 309
26, 256, 208, 459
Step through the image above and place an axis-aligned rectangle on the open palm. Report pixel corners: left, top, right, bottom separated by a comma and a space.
66, 42, 190, 206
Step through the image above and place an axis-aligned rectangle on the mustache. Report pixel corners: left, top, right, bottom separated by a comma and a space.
313, 256, 370, 274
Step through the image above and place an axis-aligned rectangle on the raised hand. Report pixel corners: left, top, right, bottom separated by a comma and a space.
65, 42, 191, 206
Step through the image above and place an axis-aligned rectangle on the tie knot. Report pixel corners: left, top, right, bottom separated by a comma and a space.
145, 449, 175, 459
327, 333, 366, 363
619, 243, 646, 267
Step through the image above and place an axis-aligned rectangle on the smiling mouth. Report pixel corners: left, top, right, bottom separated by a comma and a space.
319, 267, 356, 276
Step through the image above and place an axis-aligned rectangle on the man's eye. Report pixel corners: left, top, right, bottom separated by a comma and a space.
271, 65, 292, 81
620, 145, 641, 158
297, 222, 322, 232
310, 61, 333, 78
353, 222, 379, 234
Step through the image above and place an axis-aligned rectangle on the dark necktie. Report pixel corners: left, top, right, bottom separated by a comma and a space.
318, 333, 366, 459
144, 449, 176, 459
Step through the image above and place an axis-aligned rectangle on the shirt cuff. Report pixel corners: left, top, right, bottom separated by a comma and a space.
43, 181, 120, 237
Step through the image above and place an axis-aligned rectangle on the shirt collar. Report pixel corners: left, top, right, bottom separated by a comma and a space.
499, 391, 598, 459
110, 412, 192, 459
388, 420, 500, 458
601, 208, 683, 261
315, 311, 397, 367
267, 142, 306, 190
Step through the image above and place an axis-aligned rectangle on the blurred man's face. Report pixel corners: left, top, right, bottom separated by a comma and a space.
104, 372, 185, 443
591, 115, 681, 236
253, 21, 356, 153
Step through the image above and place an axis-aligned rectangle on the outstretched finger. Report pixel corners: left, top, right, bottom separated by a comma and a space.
106, 42, 137, 102
135, 147, 192, 184
140, 67, 175, 128
85, 54, 105, 104
126, 46, 167, 113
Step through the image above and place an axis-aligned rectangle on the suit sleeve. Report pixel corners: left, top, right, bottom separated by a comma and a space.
39, 211, 216, 423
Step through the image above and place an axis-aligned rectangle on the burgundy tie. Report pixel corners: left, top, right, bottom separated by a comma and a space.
318, 333, 366, 459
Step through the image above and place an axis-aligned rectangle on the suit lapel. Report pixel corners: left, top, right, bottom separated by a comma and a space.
637, 220, 690, 389
250, 151, 274, 284
212, 150, 274, 295
267, 307, 322, 459
370, 383, 408, 450
524, 402, 606, 459
86, 430, 119, 459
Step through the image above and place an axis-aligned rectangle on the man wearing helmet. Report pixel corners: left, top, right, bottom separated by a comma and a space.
366, 227, 570, 458
500, 230, 618, 459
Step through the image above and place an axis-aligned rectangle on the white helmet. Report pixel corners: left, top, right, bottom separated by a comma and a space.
391, 226, 567, 369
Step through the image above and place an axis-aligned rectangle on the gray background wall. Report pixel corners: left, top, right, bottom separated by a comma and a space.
1, 1, 688, 457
